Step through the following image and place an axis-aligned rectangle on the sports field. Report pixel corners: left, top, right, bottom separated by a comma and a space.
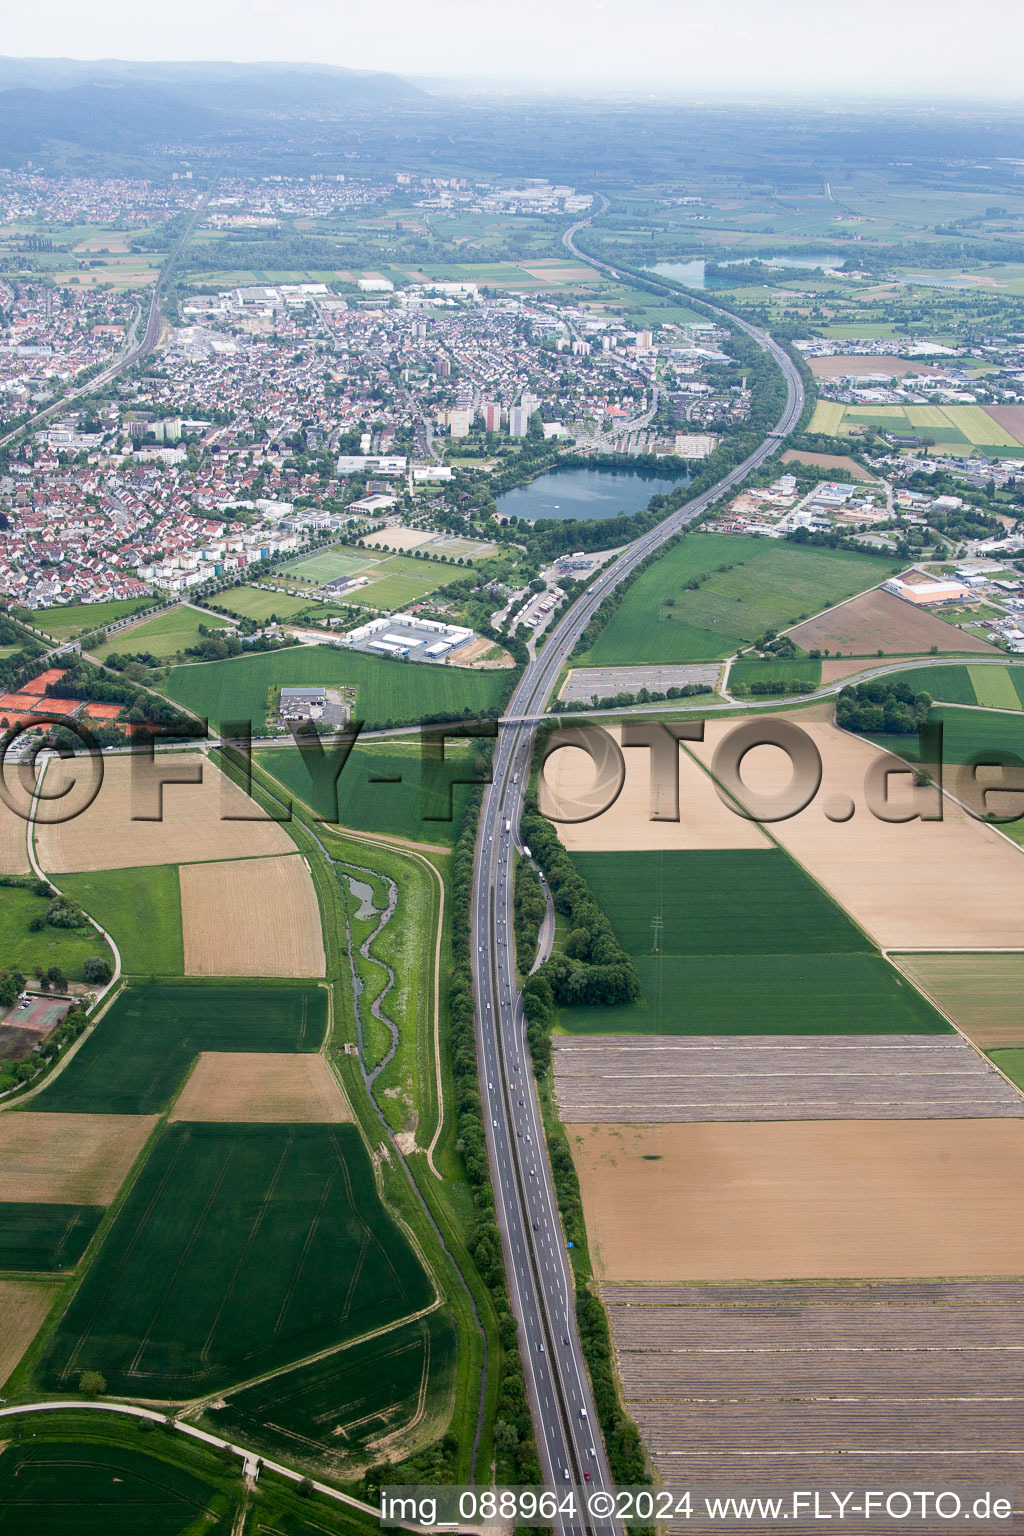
0, 1201, 103, 1270
0, 1280, 60, 1387
31, 982, 326, 1115
165, 645, 507, 733
40, 1122, 435, 1398
211, 586, 316, 622
179, 854, 325, 976
557, 849, 948, 1036
284, 548, 376, 583
0, 1113, 157, 1203
359, 554, 447, 609
0, 1440, 235, 1536
61, 866, 184, 975
212, 1310, 457, 1469
690, 718, 1024, 949
255, 736, 482, 842
36, 753, 295, 873
92, 606, 216, 660
578, 535, 897, 666
571, 1119, 1024, 1281
789, 588, 997, 655
170, 1051, 351, 1121
892, 953, 1024, 1049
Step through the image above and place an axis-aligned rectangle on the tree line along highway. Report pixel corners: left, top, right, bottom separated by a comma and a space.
469, 208, 805, 1536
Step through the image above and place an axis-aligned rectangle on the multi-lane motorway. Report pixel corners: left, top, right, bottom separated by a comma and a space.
469, 217, 804, 1535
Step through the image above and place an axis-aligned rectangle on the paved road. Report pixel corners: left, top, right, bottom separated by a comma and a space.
469, 205, 805, 1536
0, 185, 214, 452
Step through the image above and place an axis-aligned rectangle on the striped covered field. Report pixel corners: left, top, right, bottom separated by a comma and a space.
553, 1034, 1024, 1121
604, 1281, 1024, 1534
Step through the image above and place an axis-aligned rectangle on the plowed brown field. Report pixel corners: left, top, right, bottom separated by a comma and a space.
789, 589, 996, 656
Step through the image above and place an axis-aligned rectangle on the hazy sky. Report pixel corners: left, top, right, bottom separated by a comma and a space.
4, 0, 1024, 97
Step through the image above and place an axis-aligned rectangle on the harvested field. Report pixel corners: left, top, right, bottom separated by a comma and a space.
0, 1113, 157, 1204
35, 753, 294, 873
0, 799, 30, 875
780, 449, 875, 479
788, 587, 996, 656
179, 854, 325, 977
806, 356, 943, 378
171, 1051, 351, 1122
892, 953, 1024, 1049
572, 1119, 1024, 1281
604, 1281, 1024, 1535
541, 729, 770, 853
688, 718, 1024, 949
553, 1034, 1023, 1121
0, 1279, 59, 1386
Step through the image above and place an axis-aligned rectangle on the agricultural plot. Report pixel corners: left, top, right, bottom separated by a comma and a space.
571, 1119, 1024, 1282
688, 718, 1024, 949
0, 1113, 156, 1204
993, 1051, 1024, 1091
170, 1052, 350, 1122
728, 656, 822, 688
211, 587, 317, 623
809, 402, 1023, 450
788, 587, 997, 655
541, 729, 771, 853
604, 1281, 1024, 1532
254, 737, 481, 844
873, 702, 1024, 767
40, 1122, 435, 1398
211, 1310, 457, 1471
579, 535, 897, 666
0, 1440, 235, 1536
36, 753, 295, 874
60, 866, 184, 975
0, 1280, 60, 1387
968, 663, 1024, 709
179, 854, 325, 977
91, 606, 217, 660
0, 799, 30, 875
866, 662, 1024, 710
0, 1201, 103, 1271
892, 954, 1024, 1050
552, 1034, 1021, 1121
31, 982, 326, 1115
165, 645, 507, 734
557, 848, 947, 1036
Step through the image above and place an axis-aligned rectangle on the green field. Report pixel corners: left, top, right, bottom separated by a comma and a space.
990, 1050, 1024, 1091
579, 534, 898, 665
729, 656, 823, 689
26, 598, 156, 641
60, 867, 183, 976
92, 606, 218, 661
30, 982, 325, 1114
557, 849, 950, 1036
871, 664, 1024, 711
0, 1201, 103, 1271
0, 881, 114, 982
968, 663, 1024, 710
361, 556, 446, 609
39, 1122, 435, 1398
0, 1440, 234, 1536
255, 737, 483, 843
283, 548, 375, 583
869, 703, 1024, 767
211, 1310, 456, 1469
211, 587, 318, 623
808, 401, 1024, 451
164, 645, 508, 733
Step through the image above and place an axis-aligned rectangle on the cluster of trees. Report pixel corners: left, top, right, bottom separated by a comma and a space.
42, 657, 201, 742
520, 809, 640, 1012
562, 681, 713, 712
837, 680, 932, 735
732, 677, 817, 697
0, 612, 46, 694
0, 998, 89, 1096
513, 859, 546, 975
29, 891, 86, 932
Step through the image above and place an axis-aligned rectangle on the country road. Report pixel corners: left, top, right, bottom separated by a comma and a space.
468, 198, 806, 1536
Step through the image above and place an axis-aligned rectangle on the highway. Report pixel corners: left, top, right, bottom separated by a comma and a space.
469, 205, 805, 1535
0, 184, 214, 452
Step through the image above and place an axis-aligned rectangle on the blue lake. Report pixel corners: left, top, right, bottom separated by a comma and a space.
497, 465, 685, 522
646, 254, 848, 288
